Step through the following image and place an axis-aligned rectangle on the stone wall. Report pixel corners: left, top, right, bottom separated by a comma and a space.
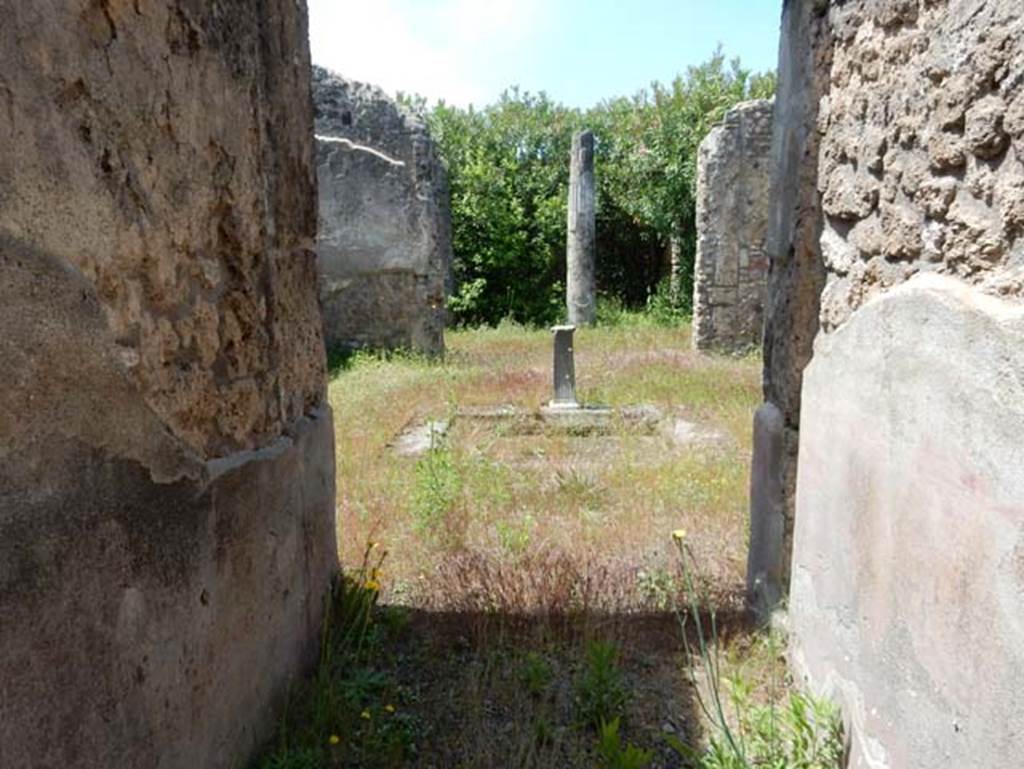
761, 1, 1024, 766
692, 99, 774, 353
313, 67, 450, 356
0, 3, 336, 767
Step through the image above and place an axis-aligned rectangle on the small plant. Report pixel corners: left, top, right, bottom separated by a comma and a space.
532, 715, 556, 746
595, 717, 654, 769
517, 651, 553, 697
636, 566, 681, 610
644, 276, 689, 326
253, 541, 421, 769
495, 513, 536, 556
575, 639, 630, 729
411, 444, 462, 537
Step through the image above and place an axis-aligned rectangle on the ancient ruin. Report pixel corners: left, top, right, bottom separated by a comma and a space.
757, 1, 1024, 766
692, 99, 774, 353
0, 3, 336, 766
7, 0, 1024, 765
313, 67, 450, 357
567, 130, 597, 326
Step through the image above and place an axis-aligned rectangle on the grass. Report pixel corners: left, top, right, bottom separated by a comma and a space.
253, 321, 842, 768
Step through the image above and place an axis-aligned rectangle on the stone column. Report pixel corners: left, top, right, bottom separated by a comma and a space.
567, 130, 596, 325
668, 234, 683, 304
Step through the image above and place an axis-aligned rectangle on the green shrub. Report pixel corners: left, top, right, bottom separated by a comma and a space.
428, 52, 776, 327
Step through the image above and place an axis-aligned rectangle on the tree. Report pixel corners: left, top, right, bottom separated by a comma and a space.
423, 52, 776, 326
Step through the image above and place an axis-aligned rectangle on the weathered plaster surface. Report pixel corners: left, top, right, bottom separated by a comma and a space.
313, 67, 450, 356
693, 99, 774, 353
0, 1, 325, 458
0, 3, 336, 766
791, 274, 1024, 769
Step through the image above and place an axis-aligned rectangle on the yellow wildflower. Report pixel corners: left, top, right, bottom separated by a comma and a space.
328, 734, 341, 745
384, 704, 396, 713
360, 709, 371, 720
364, 579, 380, 592
671, 529, 687, 543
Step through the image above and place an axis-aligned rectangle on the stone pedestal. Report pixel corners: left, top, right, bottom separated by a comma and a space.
567, 131, 596, 326
549, 325, 579, 409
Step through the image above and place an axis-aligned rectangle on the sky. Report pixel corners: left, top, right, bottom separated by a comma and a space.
308, 0, 782, 109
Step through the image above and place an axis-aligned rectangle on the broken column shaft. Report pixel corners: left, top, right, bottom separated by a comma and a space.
567, 130, 596, 326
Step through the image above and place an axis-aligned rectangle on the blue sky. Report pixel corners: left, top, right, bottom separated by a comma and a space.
308, 0, 782, 108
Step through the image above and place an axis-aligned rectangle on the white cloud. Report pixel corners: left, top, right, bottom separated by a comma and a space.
307, 0, 549, 107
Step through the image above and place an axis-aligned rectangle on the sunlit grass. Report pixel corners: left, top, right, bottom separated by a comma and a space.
329, 321, 760, 611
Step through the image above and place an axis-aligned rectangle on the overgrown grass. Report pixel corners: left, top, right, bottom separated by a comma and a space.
254, 323, 842, 768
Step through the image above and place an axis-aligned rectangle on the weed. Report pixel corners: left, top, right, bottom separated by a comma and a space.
518, 651, 553, 698
495, 513, 536, 556
532, 715, 556, 746
253, 542, 421, 769
666, 533, 845, 769
636, 567, 681, 610
575, 640, 630, 729
596, 717, 654, 769
411, 445, 462, 540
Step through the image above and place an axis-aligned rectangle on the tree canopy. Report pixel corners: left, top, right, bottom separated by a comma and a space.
419, 51, 776, 327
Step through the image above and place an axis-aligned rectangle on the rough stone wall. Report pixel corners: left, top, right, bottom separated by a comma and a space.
816, 0, 1024, 327
0, 3, 336, 767
765, 1, 1024, 766
313, 66, 450, 356
692, 99, 774, 353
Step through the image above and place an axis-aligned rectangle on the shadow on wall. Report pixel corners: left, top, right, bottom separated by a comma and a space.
0, 3, 337, 767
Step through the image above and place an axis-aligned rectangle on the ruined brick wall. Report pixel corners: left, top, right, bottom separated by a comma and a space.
0, 3, 336, 766
313, 67, 450, 356
692, 99, 774, 353
763, 1, 1024, 766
